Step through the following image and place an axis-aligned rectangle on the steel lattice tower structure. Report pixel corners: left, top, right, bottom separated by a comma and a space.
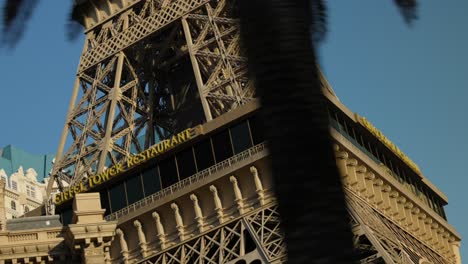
26, 1, 460, 264
47, 0, 253, 195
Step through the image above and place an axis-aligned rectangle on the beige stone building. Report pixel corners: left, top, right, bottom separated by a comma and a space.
0, 0, 461, 263
0, 167, 46, 219
0, 88, 462, 263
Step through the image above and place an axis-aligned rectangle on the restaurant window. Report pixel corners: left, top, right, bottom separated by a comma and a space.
109, 183, 127, 213
99, 189, 110, 215
141, 166, 162, 196
26, 185, 36, 199
194, 139, 215, 171
62, 208, 73, 226
230, 120, 253, 154
248, 115, 265, 145
126, 173, 144, 205
11, 181, 17, 191
212, 129, 233, 162
159, 157, 179, 188
176, 148, 197, 180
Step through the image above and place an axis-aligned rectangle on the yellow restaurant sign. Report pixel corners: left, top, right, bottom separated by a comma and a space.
54, 128, 194, 205
356, 115, 422, 177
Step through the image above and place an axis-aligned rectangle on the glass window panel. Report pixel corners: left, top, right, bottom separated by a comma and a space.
126, 173, 144, 205
61, 209, 73, 226
194, 139, 215, 171
109, 183, 127, 213
99, 189, 110, 216
142, 166, 161, 196
176, 148, 197, 180
212, 129, 233, 162
440, 207, 447, 219
230, 121, 253, 154
429, 195, 437, 211
159, 157, 179, 188
248, 115, 266, 145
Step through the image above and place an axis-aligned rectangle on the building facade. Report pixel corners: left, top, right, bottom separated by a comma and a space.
0, 92, 462, 263
0, 145, 56, 220
0, 0, 461, 263
0, 167, 46, 219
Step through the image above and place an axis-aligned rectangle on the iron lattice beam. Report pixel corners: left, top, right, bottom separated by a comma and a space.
47, 0, 255, 197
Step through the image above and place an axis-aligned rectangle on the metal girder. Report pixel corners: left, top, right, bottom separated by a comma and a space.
138, 204, 282, 264
78, 0, 212, 72
47, 0, 255, 197
182, 0, 253, 120
346, 191, 450, 264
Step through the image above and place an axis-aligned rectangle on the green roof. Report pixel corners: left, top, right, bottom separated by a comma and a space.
0, 145, 54, 182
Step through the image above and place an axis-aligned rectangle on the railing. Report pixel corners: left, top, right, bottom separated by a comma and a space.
105, 143, 267, 221
8, 233, 38, 242
46, 231, 63, 239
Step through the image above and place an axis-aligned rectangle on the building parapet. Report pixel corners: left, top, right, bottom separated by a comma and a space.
333, 135, 460, 262
106, 142, 267, 222
0, 222, 67, 262
0, 193, 117, 263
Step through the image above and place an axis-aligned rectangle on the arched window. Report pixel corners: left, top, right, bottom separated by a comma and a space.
24, 206, 29, 213
26, 185, 36, 199
11, 181, 17, 191
11, 201, 16, 210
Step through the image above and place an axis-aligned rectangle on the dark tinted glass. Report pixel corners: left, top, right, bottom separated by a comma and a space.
230, 121, 253, 154
142, 166, 161, 196
176, 148, 197, 180
248, 115, 265, 145
126, 173, 144, 204
109, 183, 127, 212
194, 139, 215, 171
159, 157, 179, 188
212, 129, 233, 162
61, 208, 73, 226
99, 189, 110, 215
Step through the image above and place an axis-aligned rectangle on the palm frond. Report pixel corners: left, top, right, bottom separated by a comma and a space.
1, 0, 38, 47
394, 0, 418, 24
311, 0, 328, 43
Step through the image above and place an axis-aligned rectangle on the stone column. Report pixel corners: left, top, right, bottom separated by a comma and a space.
0, 179, 6, 231
230, 176, 245, 214
450, 240, 462, 264
115, 229, 129, 263
171, 203, 185, 241
152, 212, 167, 250
134, 220, 148, 258
190, 194, 205, 232
250, 166, 265, 206
65, 193, 117, 264
355, 165, 367, 194
210, 185, 224, 224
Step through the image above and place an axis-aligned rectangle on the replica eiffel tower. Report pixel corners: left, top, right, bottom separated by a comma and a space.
40, 0, 461, 263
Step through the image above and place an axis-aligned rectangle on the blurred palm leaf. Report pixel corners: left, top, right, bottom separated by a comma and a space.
1, 0, 417, 263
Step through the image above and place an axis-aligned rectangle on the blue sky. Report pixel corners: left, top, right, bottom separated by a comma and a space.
0, 0, 467, 260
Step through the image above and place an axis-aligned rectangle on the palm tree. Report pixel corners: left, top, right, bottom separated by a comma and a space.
237, 1, 416, 263
2, 0, 417, 262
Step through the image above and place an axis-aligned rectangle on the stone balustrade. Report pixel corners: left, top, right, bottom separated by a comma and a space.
334, 142, 460, 263
109, 163, 274, 263
0, 226, 68, 263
